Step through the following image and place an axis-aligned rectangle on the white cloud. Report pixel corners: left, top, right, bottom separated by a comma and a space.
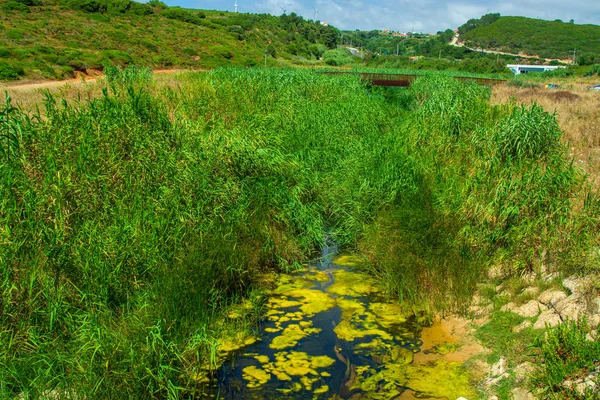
192, 0, 600, 32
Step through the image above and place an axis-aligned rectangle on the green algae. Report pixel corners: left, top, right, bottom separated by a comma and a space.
303, 270, 331, 282
326, 269, 379, 297
333, 255, 363, 267
269, 323, 321, 350
242, 365, 271, 388
229, 262, 478, 399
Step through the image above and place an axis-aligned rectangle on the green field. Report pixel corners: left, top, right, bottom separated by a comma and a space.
1, 67, 598, 397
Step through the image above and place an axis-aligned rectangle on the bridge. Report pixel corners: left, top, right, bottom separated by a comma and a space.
320, 72, 506, 87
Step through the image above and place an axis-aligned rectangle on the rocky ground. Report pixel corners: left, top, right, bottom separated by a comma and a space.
462, 272, 600, 399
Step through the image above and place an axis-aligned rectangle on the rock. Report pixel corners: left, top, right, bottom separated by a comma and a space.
514, 362, 536, 384
563, 378, 598, 396
576, 379, 597, 396
511, 387, 535, 400
491, 357, 507, 377
522, 272, 536, 284
488, 265, 506, 279
486, 372, 509, 386
522, 287, 540, 297
542, 272, 559, 282
514, 300, 547, 318
555, 296, 586, 321
563, 276, 588, 296
586, 330, 597, 341
501, 302, 516, 312
533, 309, 562, 329
495, 284, 504, 293
538, 289, 567, 305
456, 397, 469, 400
513, 320, 533, 333
488, 396, 499, 400
470, 304, 494, 318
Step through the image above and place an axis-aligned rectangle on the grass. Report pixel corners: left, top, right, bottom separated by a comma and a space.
1, 66, 598, 397
0, 0, 339, 81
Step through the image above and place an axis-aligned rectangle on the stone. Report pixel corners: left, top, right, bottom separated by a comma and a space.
513, 320, 533, 333
522, 287, 540, 297
555, 296, 586, 321
586, 330, 598, 341
501, 302, 516, 312
563, 276, 588, 296
538, 289, 567, 305
486, 373, 509, 386
488, 265, 506, 279
576, 379, 597, 396
514, 362, 536, 384
533, 309, 562, 329
513, 300, 547, 318
488, 396, 499, 400
491, 357, 507, 377
511, 387, 535, 400
495, 284, 504, 293
522, 272, 536, 284
470, 304, 494, 318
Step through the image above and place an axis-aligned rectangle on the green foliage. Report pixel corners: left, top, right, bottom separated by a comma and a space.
0, 3, 339, 80
104, 64, 152, 89
584, 64, 600, 77
323, 48, 354, 66
161, 7, 205, 25
463, 16, 600, 60
0, 62, 20, 80
533, 319, 600, 397
458, 13, 501, 35
494, 104, 562, 162
1, 0, 31, 12
0, 68, 592, 396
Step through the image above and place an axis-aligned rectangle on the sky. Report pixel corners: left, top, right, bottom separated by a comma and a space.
173, 0, 600, 34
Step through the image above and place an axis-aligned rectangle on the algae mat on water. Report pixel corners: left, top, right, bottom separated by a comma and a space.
214, 255, 477, 399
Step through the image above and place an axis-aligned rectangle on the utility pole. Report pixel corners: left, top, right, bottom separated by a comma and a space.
264, 50, 267, 68
573, 48, 577, 65
397, 42, 400, 56
439, 49, 442, 59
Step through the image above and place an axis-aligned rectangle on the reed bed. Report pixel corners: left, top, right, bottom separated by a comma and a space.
1, 67, 596, 397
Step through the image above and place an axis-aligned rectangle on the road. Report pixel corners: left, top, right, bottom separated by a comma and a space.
449, 33, 572, 64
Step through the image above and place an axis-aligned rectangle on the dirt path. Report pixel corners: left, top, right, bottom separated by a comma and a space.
449, 33, 572, 63
0, 69, 184, 92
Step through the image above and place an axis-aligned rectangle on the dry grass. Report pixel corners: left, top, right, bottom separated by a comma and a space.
492, 79, 600, 185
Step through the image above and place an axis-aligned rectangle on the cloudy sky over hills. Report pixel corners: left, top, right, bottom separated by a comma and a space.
187, 0, 600, 33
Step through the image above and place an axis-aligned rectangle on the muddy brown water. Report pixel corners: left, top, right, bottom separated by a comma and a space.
211, 243, 476, 399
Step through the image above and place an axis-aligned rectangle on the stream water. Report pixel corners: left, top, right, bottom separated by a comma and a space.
212, 243, 476, 399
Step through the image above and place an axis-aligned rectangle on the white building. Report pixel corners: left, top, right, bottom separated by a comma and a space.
507, 64, 566, 75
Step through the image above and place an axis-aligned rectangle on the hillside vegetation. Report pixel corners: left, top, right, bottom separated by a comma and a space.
461, 16, 600, 63
0, 0, 338, 80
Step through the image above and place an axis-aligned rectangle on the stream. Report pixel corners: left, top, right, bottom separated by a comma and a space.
212, 242, 477, 399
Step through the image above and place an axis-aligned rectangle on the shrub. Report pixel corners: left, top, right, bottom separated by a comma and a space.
323, 48, 354, 66
0, 62, 20, 80
0, 48, 10, 59
0, 1, 30, 12
15, 0, 41, 5
533, 319, 600, 397
493, 103, 562, 162
161, 7, 205, 25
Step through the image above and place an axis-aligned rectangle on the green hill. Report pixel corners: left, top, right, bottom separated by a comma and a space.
460, 15, 600, 63
0, 0, 339, 81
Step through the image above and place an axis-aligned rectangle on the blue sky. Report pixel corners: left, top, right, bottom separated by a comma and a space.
171, 0, 600, 33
